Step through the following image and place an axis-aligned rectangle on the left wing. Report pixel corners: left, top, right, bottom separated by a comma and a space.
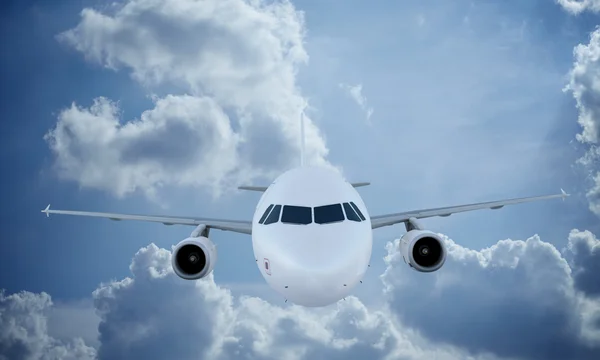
41, 205, 252, 235
370, 190, 569, 229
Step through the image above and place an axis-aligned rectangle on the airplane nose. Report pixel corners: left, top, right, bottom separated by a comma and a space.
279, 239, 342, 270
255, 223, 372, 306
274, 227, 368, 275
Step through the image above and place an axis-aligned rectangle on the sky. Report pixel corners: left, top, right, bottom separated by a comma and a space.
1, 0, 600, 359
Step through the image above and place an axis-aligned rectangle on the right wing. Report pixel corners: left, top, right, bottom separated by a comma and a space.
41, 205, 252, 235
370, 189, 569, 229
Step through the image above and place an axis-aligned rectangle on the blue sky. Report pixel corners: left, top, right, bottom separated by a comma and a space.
1, 0, 600, 359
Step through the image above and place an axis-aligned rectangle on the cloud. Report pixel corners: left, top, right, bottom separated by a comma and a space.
47, 299, 100, 349
567, 29, 600, 145
584, 172, 600, 217
45, 95, 240, 198
90, 244, 476, 360
566, 229, 600, 297
0, 290, 96, 360
4, 231, 600, 359
381, 233, 600, 360
558, 0, 600, 14
46, 0, 330, 198
339, 83, 374, 123
565, 27, 600, 216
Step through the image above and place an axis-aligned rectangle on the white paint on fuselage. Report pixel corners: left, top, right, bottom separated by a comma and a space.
251, 166, 373, 307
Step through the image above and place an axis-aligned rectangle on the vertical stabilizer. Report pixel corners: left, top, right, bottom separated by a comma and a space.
300, 111, 306, 167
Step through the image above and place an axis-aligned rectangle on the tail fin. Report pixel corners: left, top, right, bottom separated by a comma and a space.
300, 111, 306, 167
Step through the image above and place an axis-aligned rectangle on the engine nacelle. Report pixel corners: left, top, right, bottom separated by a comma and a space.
172, 236, 217, 280
400, 230, 446, 272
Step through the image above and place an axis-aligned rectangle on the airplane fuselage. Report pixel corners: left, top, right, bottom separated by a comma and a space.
251, 166, 373, 306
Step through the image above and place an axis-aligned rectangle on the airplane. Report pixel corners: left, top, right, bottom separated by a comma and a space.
41, 114, 570, 307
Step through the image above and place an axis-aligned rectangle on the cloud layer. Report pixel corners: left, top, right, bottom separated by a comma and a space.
46, 0, 329, 199
565, 26, 600, 216
0, 291, 96, 360
383, 231, 600, 360
567, 229, 600, 297
3, 230, 600, 359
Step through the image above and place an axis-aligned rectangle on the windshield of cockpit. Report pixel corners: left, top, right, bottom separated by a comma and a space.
258, 202, 366, 225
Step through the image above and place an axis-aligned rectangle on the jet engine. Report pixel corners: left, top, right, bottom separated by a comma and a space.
399, 230, 446, 272
172, 236, 217, 280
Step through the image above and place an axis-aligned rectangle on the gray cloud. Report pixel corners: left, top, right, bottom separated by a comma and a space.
45, 95, 240, 199
46, 0, 330, 199
47, 299, 100, 349
92, 245, 231, 360
0, 290, 96, 360
566, 229, 600, 297
381, 233, 600, 360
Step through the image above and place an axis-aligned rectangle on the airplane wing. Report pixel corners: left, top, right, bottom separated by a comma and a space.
370, 189, 569, 229
41, 205, 252, 235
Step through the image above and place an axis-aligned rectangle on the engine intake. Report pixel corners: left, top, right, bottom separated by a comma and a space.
172, 236, 216, 280
400, 230, 446, 272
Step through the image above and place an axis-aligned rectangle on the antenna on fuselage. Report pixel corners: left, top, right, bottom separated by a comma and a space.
300, 111, 306, 167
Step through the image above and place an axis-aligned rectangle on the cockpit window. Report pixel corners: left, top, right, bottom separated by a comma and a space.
259, 204, 274, 224
262, 202, 364, 225
314, 203, 345, 224
281, 205, 312, 225
343, 202, 361, 222
264, 205, 282, 225
350, 202, 366, 221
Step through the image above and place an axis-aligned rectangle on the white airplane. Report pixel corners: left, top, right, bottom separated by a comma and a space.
42, 115, 569, 307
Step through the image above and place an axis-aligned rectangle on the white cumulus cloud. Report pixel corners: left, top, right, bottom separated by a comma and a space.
45, 95, 240, 198
558, 0, 600, 14
567, 29, 600, 145
565, 28, 600, 216
46, 0, 330, 199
